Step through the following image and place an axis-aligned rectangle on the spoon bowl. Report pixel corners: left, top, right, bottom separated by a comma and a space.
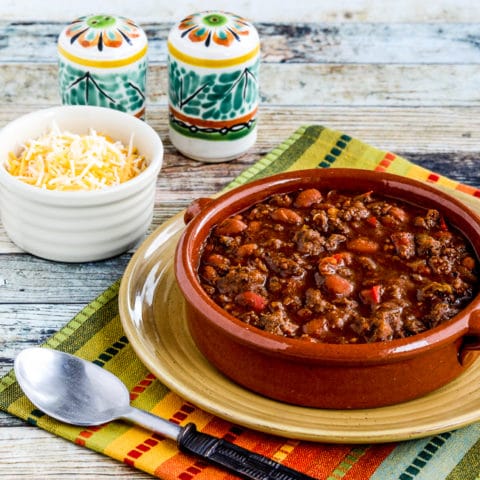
14, 347, 131, 426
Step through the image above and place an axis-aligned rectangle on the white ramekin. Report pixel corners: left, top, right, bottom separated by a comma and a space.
0, 106, 163, 262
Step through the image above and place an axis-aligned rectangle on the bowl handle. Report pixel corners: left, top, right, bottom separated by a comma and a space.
184, 198, 213, 224
459, 310, 480, 365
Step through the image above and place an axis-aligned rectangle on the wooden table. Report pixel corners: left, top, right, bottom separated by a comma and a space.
1, 13, 480, 479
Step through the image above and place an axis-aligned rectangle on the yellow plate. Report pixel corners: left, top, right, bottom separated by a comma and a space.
119, 208, 480, 444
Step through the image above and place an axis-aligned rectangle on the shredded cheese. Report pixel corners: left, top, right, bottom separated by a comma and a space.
5, 124, 147, 191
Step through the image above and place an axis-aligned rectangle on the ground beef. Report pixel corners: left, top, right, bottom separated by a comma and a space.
198, 188, 478, 344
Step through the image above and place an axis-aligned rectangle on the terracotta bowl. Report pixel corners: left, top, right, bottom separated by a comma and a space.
174, 168, 480, 409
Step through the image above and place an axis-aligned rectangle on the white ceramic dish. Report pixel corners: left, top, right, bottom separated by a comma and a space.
0, 106, 163, 262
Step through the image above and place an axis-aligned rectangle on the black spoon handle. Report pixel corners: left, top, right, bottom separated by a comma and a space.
177, 423, 316, 480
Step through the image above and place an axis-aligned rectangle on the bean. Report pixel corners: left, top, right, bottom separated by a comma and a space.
201, 265, 218, 283
270, 208, 303, 225
247, 220, 262, 233
215, 218, 248, 236
347, 237, 379, 254
294, 188, 323, 208
205, 253, 230, 271
324, 274, 354, 297
236, 243, 259, 257
235, 291, 267, 312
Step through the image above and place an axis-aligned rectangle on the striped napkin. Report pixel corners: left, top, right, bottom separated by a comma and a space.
1, 125, 480, 480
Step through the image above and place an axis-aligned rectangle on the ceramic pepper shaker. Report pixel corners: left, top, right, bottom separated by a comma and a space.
167, 11, 260, 162
57, 14, 148, 118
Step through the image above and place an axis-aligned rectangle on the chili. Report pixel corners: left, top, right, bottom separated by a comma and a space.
198, 189, 478, 344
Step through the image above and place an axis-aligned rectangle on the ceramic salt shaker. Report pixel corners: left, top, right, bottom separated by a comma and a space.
167, 11, 260, 162
58, 14, 148, 118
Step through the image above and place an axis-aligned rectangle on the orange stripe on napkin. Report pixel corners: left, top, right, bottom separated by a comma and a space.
375, 152, 397, 172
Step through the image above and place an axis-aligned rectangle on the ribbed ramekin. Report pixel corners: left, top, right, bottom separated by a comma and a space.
0, 106, 163, 262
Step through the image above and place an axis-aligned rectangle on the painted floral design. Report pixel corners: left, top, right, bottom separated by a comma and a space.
178, 11, 251, 47
65, 14, 142, 51
58, 60, 147, 118
168, 57, 258, 140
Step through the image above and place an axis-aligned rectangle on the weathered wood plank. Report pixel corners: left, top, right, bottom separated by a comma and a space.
0, 106, 479, 304
2, 22, 480, 64
0, 304, 84, 375
0, 426, 153, 478
3, 62, 480, 107
2, 1, 480, 24
0, 254, 130, 303
256, 64, 480, 107
0, 414, 22, 428
260, 23, 480, 64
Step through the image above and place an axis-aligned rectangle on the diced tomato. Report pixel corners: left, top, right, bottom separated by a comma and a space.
371, 285, 382, 303
360, 284, 382, 305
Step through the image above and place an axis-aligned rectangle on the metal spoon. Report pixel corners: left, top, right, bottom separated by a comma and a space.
14, 347, 314, 480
